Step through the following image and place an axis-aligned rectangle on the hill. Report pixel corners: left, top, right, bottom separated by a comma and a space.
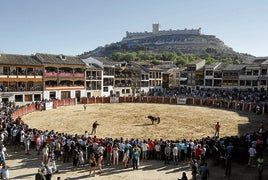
81, 25, 255, 64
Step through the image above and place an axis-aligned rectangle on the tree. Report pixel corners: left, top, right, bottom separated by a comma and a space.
222, 57, 232, 63
124, 53, 137, 61
111, 52, 124, 61
205, 55, 216, 65
151, 60, 163, 65
162, 52, 177, 61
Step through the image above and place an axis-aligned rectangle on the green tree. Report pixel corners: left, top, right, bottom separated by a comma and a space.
111, 52, 124, 61
222, 57, 232, 63
151, 60, 163, 65
124, 52, 137, 61
234, 59, 241, 64
205, 55, 216, 65
162, 52, 177, 61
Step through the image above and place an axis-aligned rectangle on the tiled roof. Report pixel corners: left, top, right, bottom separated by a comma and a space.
35, 53, 85, 65
261, 59, 268, 65
86, 63, 102, 69
130, 62, 149, 73
0, 53, 42, 65
223, 64, 245, 71
91, 57, 116, 66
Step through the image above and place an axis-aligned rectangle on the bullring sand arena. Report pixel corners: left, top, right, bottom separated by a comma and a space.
6, 103, 268, 179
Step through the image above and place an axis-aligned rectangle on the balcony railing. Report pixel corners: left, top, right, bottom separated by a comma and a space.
45, 85, 85, 90
73, 73, 85, 77
45, 72, 85, 77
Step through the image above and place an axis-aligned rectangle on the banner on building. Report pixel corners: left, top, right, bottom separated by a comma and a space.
110, 97, 119, 103
177, 97, 187, 105
45, 102, 53, 110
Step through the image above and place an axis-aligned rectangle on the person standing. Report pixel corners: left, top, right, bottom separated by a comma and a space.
178, 171, 188, 180
164, 143, 171, 165
132, 148, 139, 170
1, 163, 9, 180
112, 144, 119, 166
224, 152, 232, 178
45, 164, 52, 180
35, 168, 46, 180
214, 122, 220, 137
106, 143, 113, 166
83, 104, 87, 111
89, 154, 97, 177
172, 144, 178, 165
0, 147, 6, 166
200, 162, 209, 180
257, 153, 264, 180
141, 140, 148, 162
191, 159, 198, 180
97, 151, 104, 175
78, 148, 85, 167
248, 145, 257, 166
258, 121, 264, 134
90, 121, 100, 135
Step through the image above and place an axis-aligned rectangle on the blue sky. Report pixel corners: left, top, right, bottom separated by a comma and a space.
0, 0, 267, 57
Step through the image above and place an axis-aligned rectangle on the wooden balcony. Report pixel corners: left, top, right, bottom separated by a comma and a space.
45, 85, 85, 91
45, 72, 84, 77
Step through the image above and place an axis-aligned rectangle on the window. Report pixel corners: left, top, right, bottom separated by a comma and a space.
246, 80, 251, 86
3, 67, 9, 75
103, 87, 108, 92
253, 70, 259, 76
15, 95, 23, 102
34, 94, 41, 101
246, 71, 252, 76
25, 94, 32, 102
261, 69, 267, 75
252, 80, 257, 86
61, 91, 70, 99
103, 78, 114, 86
205, 70, 213, 76
49, 92, 56, 99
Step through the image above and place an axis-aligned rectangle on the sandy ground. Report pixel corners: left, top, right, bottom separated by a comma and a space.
5, 103, 268, 180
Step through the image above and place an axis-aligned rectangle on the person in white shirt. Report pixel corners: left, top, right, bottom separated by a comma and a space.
248, 145, 257, 166
154, 143, 161, 160
172, 144, 178, 165
141, 140, 149, 162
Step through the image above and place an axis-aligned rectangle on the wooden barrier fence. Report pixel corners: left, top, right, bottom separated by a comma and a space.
11, 96, 267, 119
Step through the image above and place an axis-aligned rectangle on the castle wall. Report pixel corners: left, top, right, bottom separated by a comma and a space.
125, 27, 201, 40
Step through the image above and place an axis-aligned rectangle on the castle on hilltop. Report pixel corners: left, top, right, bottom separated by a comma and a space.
124, 24, 202, 40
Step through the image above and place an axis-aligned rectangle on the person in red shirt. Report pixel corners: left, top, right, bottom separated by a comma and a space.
194, 145, 203, 163
148, 139, 155, 160
214, 122, 220, 137
106, 143, 113, 166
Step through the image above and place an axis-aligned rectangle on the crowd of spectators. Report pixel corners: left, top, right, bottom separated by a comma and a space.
0, 98, 267, 179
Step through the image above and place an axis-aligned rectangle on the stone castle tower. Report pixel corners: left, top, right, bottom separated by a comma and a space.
152, 24, 160, 33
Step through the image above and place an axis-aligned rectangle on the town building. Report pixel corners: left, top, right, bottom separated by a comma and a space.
0, 54, 43, 105
0, 52, 267, 105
